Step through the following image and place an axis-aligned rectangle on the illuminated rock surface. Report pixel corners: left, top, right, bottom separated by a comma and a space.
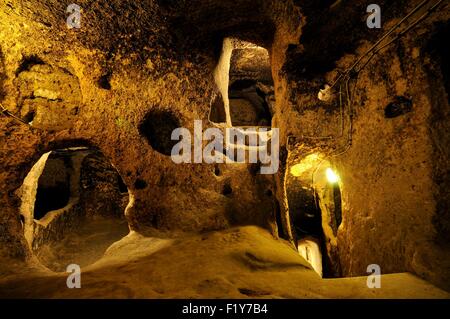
0, 0, 449, 297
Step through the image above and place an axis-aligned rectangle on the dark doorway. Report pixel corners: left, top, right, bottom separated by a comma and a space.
34, 152, 72, 220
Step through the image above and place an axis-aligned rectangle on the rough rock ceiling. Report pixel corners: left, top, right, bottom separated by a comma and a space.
0, 0, 449, 300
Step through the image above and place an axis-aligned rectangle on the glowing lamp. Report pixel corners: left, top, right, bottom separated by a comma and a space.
326, 168, 339, 183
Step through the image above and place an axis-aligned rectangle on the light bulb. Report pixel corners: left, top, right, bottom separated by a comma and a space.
326, 168, 339, 183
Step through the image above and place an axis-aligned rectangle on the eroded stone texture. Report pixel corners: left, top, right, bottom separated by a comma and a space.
79, 150, 129, 219
0, 0, 449, 294
17, 66, 81, 129
273, 1, 450, 290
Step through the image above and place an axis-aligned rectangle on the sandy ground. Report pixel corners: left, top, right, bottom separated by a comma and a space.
0, 226, 448, 299
35, 217, 130, 272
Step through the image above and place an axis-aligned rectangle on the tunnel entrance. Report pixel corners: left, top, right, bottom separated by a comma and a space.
211, 38, 274, 128
228, 40, 274, 127
19, 147, 130, 272
287, 154, 344, 278
33, 150, 72, 220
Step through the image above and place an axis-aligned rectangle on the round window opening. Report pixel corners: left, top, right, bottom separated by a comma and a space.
138, 110, 181, 156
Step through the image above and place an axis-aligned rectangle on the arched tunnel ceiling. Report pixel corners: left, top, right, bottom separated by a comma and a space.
12, 0, 420, 72
156, 0, 416, 78
158, 0, 278, 50
13, 0, 288, 69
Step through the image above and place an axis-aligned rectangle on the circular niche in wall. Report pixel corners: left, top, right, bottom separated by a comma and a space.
138, 109, 181, 156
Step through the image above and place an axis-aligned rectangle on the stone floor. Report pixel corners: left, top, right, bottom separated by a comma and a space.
0, 226, 448, 299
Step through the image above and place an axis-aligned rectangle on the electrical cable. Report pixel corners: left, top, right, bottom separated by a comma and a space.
357, 0, 445, 73
0, 102, 31, 126
293, 0, 444, 156
329, 0, 432, 90
292, 0, 436, 144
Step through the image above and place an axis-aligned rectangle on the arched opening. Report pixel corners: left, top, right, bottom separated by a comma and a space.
286, 153, 344, 278
33, 150, 71, 220
210, 38, 274, 128
139, 109, 182, 156
18, 147, 130, 272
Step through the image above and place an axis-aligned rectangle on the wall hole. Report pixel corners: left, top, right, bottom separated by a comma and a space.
214, 164, 222, 176
118, 175, 129, 194
384, 96, 413, 118
222, 182, 233, 197
210, 92, 226, 123
16, 55, 45, 75
97, 73, 112, 90
134, 178, 148, 190
139, 109, 181, 156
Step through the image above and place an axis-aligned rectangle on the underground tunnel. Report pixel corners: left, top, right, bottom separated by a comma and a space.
0, 0, 449, 303
18, 147, 129, 271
